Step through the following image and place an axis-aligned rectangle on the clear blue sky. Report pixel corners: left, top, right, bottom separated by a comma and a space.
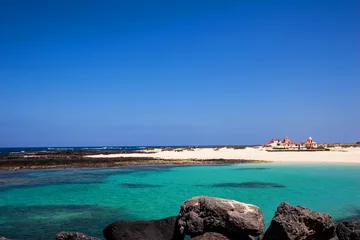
1, 0, 359, 147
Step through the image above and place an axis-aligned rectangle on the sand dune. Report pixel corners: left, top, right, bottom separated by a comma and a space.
86, 147, 360, 164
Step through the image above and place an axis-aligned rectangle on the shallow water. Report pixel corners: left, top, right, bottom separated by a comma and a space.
1, 163, 360, 239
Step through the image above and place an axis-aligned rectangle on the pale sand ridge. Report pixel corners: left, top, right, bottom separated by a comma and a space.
86, 147, 360, 164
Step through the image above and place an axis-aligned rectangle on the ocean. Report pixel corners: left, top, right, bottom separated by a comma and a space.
0, 145, 251, 156
0, 146, 148, 156
0, 163, 359, 239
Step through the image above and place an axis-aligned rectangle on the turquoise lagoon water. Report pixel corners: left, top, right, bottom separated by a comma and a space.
1, 163, 360, 239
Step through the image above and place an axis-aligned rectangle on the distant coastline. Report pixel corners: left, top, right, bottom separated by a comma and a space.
0, 148, 268, 171
86, 145, 360, 164
1, 144, 360, 171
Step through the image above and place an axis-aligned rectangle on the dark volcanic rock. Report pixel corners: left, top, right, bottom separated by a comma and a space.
191, 232, 255, 240
176, 196, 265, 238
56, 232, 99, 240
103, 216, 179, 240
262, 202, 335, 240
191, 232, 231, 239
0, 149, 265, 170
336, 220, 360, 240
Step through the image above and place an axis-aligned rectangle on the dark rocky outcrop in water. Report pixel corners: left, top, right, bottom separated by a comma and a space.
262, 202, 336, 240
103, 216, 179, 240
0, 237, 9, 240
336, 220, 360, 240
56, 232, 99, 240
0, 149, 265, 170
47, 197, 357, 240
176, 196, 265, 239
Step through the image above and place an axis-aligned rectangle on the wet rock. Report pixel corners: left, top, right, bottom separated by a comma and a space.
176, 196, 265, 238
0, 237, 9, 240
262, 202, 335, 240
336, 220, 360, 240
103, 216, 179, 240
56, 232, 99, 240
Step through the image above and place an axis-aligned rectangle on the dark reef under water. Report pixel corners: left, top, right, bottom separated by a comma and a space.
0, 204, 131, 239
197, 181, 286, 188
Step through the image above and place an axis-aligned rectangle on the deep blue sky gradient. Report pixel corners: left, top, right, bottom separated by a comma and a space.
1, 0, 359, 147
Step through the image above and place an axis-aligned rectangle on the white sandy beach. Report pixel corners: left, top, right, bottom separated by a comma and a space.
86, 147, 360, 164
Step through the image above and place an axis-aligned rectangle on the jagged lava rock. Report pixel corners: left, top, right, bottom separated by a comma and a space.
191, 232, 256, 240
191, 232, 231, 240
56, 232, 99, 240
336, 220, 360, 240
176, 196, 265, 238
103, 216, 179, 240
262, 202, 335, 240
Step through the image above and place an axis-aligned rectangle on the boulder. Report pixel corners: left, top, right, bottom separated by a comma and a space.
103, 216, 179, 240
336, 220, 360, 240
176, 196, 265, 238
262, 202, 335, 240
0, 238, 8, 240
191, 232, 231, 239
56, 232, 99, 240
191, 232, 255, 240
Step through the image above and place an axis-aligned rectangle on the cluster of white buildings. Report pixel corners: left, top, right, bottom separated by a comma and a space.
265, 137, 318, 149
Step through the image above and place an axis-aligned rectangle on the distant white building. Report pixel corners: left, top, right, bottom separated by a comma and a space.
265, 137, 318, 149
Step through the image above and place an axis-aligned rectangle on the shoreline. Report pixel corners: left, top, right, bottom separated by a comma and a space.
1, 146, 360, 171
0, 149, 269, 171
86, 146, 360, 164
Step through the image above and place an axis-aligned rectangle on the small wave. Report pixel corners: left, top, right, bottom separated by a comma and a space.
48, 148, 74, 150
81, 147, 108, 150
10, 151, 24, 154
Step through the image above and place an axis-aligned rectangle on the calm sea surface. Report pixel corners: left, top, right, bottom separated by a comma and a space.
1, 163, 360, 239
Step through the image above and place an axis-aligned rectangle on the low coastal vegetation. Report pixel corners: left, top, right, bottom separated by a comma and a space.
226, 145, 247, 149
322, 143, 360, 148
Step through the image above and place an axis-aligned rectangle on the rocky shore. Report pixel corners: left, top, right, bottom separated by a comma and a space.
2, 196, 358, 240
0, 150, 267, 171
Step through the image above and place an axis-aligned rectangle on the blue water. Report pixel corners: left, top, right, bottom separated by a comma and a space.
0, 163, 360, 239
0, 145, 252, 156
0, 146, 148, 156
